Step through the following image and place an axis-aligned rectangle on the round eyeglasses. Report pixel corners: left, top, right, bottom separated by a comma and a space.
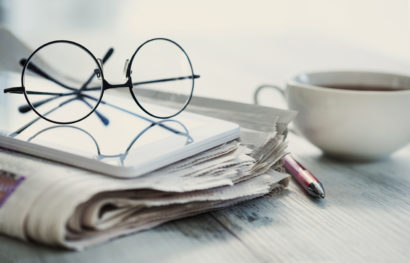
4, 38, 200, 124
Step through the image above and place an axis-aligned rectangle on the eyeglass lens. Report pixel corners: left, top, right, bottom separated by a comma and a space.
22, 42, 103, 124
129, 39, 194, 118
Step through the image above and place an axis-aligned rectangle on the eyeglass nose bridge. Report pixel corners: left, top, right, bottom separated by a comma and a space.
97, 58, 133, 90
102, 77, 132, 91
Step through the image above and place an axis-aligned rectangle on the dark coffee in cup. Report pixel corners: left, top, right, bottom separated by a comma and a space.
321, 85, 407, 92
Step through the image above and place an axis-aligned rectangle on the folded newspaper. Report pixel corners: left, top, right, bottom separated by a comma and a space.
0, 95, 295, 250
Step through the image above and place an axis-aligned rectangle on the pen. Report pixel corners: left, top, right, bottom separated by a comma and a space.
282, 154, 325, 199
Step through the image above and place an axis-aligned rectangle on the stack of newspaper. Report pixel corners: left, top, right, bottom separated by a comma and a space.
0, 96, 295, 250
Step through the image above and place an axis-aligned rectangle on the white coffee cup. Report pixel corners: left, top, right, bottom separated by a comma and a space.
254, 71, 410, 160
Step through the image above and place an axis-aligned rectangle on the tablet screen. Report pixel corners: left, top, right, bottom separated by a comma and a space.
0, 72, 239, 177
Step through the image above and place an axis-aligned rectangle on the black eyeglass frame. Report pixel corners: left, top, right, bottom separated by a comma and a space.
5, 38, 198, 124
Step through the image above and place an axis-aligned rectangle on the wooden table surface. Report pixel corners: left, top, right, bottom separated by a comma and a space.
1, 95, 409, 263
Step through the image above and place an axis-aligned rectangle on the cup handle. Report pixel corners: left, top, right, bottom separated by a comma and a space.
253, 84, 300, 137
253, 84, 285, 105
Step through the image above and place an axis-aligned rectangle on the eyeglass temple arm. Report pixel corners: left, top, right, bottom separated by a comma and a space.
14, 94, 108, 127
17, 95, 69, 113
10, 97, 79, 136
131, 74, 200, 87
19, 59, 76, 91
4, 87, 74, 96
4, 87, 24, 94
18, 96, 65, 113
18, 95, 108, 125
8, 73, 200, 116
6, 86, 176, 129
80, 97, 109, 125
17, 47, 114, 92
3, 88, 108, 125
10, 95, 110, 137
82, 74, 201, 92
6, 48, 114, 96
5, 72, 200, 94
5, 73, 200, 109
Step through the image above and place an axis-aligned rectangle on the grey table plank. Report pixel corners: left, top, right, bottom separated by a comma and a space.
214, 133, 410, 263
0, 214, 262, 263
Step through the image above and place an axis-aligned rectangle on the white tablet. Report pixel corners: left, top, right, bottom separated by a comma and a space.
0, 74, 239, 178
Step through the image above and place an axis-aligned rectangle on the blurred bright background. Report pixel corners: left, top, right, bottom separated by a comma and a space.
0, 0, 409, 106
